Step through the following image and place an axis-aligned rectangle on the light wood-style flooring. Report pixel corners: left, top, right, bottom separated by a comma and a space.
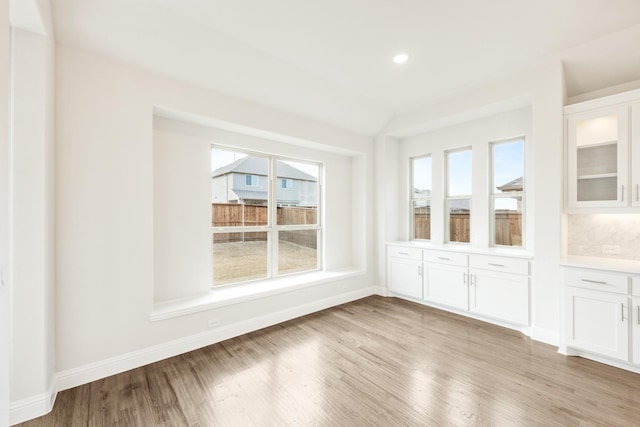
17, 296, 640, 426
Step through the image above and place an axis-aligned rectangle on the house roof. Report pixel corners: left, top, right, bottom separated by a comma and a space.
212, 156, 317, 181
497, 177, 523, 192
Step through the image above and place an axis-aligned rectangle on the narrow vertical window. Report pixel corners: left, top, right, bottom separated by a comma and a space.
411, 156, 432, 240
446, 148, 472, 243
491, 138, 524, 247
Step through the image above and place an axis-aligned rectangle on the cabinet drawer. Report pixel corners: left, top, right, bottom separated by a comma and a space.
633, 276, 640, 296
423, 250, 467, 267
564, 268, 629, 294
387, 245, 422, 261
469, 255, 529, 275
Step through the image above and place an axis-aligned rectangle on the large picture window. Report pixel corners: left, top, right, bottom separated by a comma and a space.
446, 148, 472, 243
211, 147, 321, 286
491, 138, 524, 247
411, 155, 432, 240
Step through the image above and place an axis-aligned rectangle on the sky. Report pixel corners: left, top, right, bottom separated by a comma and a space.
413, 139, 524, 196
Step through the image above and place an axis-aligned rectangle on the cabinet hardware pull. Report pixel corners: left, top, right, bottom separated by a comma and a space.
622, 185, 625, 202
622, 303, 625, 322
580, 279, 608, 285
637, 306, 639, 325
488, 263, 505, 267
418, 266, 422, 276
399, 252, 409, 255
463, 272, 467, 284
437, 257, 451, 261
637, 184, 639, 203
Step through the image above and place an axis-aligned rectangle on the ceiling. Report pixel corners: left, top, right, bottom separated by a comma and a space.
51, 0, 640, 136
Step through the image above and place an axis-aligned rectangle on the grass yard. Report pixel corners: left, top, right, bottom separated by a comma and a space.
213, 240, 317, 285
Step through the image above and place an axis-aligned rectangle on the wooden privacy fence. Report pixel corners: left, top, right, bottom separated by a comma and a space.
212, 203, 318, 248
493, 211, 522, 246
414, 211, 522, 246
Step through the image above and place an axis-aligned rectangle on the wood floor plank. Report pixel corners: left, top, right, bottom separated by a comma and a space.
15, 296, 640, 426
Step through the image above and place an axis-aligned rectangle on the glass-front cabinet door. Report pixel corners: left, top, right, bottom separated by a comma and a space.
567, 106, 629, 209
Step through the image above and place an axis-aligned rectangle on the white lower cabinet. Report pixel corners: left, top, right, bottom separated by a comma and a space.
469, 268, 529, 325
561, 267, 640, 371
424, 263, 468, 310
564, 286, 629, 361
386, 244, 532, 331
387, 257, 423, 299
387, 247, 423, 299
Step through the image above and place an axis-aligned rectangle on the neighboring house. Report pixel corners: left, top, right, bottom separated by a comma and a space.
413, 188, 431, 198
497, 177, 523, 192
212, 156, 318, 206
496, 177, 524, 211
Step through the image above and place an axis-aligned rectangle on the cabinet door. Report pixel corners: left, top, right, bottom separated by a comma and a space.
567, 106, 629, 209
424, 264, 468, 310
631, 103, 640, 207
633, 297, 640, 365
469, 269, 529, 325
565, 287, 629, 361
387, 258, 423, 299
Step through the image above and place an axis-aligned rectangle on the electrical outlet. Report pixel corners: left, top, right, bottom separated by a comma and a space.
602, 245, 621, 255
208, 318, 221, 328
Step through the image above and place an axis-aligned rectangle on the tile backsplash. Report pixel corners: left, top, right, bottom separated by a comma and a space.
567, 214, 640, 260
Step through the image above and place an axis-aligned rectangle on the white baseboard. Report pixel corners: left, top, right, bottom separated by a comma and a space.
373, 285, 387, 296
530, 327, 560, 347
10, 379, 57, 426
564, 348, 640, 375
56, 286, 376, 393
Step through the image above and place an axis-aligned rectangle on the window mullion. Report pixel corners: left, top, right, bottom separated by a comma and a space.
269, 156, 277, 278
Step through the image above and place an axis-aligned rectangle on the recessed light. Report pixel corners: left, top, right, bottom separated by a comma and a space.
393, 53, 409, 64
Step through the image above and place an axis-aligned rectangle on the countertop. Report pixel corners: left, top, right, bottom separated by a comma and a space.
560, 256, 640, 274
386, 241, 533, 259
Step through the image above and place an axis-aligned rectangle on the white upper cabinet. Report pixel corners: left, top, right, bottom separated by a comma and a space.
565, 89, 640, 212
631, 103, 640, 207
567, 106, 629, 209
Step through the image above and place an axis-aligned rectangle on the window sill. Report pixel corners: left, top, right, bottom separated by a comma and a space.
150, 268, 365, 321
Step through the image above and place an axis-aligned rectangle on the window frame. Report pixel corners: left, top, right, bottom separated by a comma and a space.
445, 147, 472, 244
211, 146, 322, 287
489, 137, 525, 248
410, 154, 432, 241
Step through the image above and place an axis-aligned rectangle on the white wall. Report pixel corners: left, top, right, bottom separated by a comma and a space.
1, 0, 10, 424
378, 61, 564, 344
55, 45, 374, 389
153, 126, 212, 302
10, 25, 56, 423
